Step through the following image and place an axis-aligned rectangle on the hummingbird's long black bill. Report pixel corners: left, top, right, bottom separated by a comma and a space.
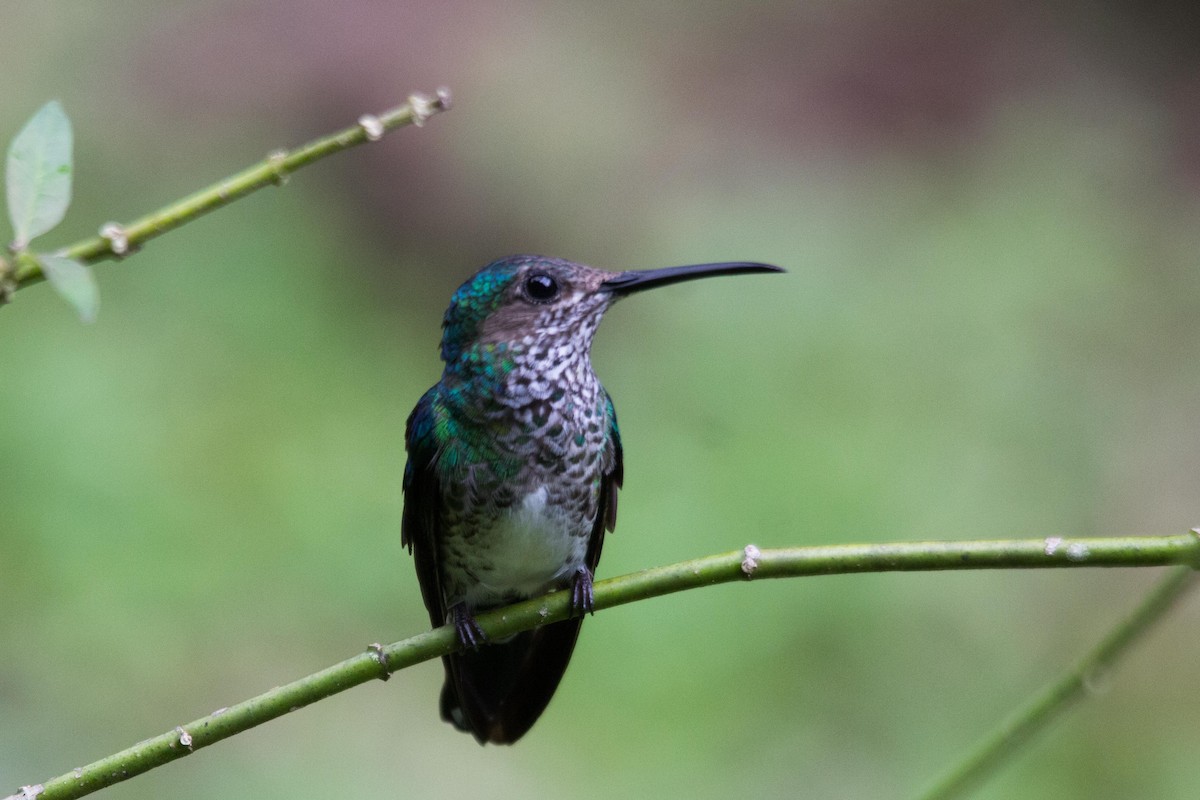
600, 262, 784, 295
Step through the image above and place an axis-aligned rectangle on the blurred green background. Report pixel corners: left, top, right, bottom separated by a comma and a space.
3, 2, 1200, 798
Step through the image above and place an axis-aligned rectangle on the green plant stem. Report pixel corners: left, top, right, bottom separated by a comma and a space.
9, 89, 451, 289
10, 532, 1200, 800
917, 563, 1196, 800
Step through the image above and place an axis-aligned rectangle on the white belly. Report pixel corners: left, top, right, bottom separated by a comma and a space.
466, 485, 586, 605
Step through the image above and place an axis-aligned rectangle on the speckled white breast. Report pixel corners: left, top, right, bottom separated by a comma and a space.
462, 484, 588, 608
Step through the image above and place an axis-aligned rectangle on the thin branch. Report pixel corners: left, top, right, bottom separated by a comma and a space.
9, 532, 1200, 800
8, 88, 452, 290
917, 563, 1197, 800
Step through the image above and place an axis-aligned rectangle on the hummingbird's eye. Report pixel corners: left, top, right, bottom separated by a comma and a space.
523, 272, 560, 303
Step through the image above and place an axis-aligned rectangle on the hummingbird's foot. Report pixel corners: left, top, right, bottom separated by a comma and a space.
569, 566, 595, 616
451, 604, 488, 649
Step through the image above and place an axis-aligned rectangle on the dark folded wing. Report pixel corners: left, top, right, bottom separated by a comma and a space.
585, 390, 624, 572
402, 387, 446, 631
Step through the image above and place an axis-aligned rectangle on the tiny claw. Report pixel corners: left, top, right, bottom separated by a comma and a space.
452, 605, 488, 649
570, 566, 595, 616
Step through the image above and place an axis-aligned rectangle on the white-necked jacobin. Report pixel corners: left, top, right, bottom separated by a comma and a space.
403, 255, 783, 744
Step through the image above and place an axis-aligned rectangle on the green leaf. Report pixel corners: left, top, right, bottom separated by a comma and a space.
6, 100, 73, 248
39, 254, 98, 323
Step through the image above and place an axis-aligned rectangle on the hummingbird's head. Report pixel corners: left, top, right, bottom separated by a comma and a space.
439, 254, 785, 364
440, 255, 617, 364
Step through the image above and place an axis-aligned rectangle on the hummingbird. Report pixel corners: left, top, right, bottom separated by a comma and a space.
402, 254, 782, 744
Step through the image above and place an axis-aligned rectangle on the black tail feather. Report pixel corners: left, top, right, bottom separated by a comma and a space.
440, 617, 584, 745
